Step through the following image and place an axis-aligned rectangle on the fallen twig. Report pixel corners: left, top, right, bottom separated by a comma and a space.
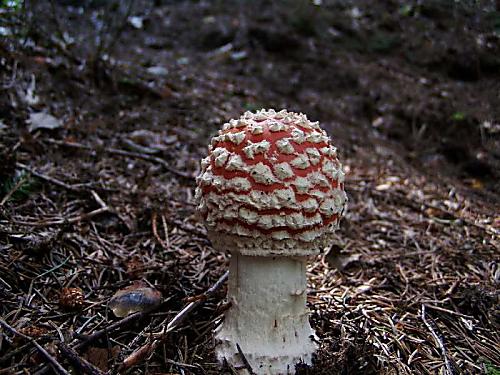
152, 211, 169, 250
74, 311, 145, 350
121, 270, 229, 369
0, 172, 29, 206
374, 189, 498, 235
165, 271, 228, 332
8, 190, 109, 227
0, 319, 70, 375
421, 305, 454, 375
16, 162, 83, 192
35, 311, 150, 375
168, 218, 210, 242
17, 162, 116, 193
45, 138, 194, 180
0, 341, 33, 364
165, 358, 201, 371
57, 343, 105, 375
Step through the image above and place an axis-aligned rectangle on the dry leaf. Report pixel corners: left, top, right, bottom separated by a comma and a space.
84, 346, 121, 371
28, 112, 62, 132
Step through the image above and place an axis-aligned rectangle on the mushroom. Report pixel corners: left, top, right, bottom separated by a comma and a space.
195, 109, 347, 374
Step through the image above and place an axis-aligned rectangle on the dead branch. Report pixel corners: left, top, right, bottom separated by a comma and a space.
9, 190, 109, 227
121, 270, 229, 369
45, 138, 194, 180
0, 341, 33, 364
169, 218, 208, 239
74, 311, 145, 350
152, 211, 169, 250
373, 189, 498, 236
0, 172, 29, 206
0, 319, 70, 375
421, 305, 454, 375
15, 162, 84, 192
57, 343, 105, 375
17, 162, 116, 193
34, 310, 151, 375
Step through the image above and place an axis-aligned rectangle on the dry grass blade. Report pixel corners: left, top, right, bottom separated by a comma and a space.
57, 343, 105, 375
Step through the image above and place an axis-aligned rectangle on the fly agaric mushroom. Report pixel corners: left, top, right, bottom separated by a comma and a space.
195, 109, 347, 374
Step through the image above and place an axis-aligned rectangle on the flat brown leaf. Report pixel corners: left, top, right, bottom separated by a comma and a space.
84, 346, 121, 371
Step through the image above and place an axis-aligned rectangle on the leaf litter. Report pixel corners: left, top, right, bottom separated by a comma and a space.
0, 1, 499, 375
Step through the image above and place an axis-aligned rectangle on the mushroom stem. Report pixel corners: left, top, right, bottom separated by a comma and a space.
215, 252, 317, 374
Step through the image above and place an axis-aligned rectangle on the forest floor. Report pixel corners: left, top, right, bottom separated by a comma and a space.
0, 1, 499, 374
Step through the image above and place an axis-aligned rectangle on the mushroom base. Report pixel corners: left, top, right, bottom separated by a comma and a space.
215, 253, 317, 375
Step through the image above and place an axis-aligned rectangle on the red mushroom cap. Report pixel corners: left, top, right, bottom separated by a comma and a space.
196, 109, 347, 256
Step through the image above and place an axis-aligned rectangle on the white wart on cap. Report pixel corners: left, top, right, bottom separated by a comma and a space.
196, 108, 347, 256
